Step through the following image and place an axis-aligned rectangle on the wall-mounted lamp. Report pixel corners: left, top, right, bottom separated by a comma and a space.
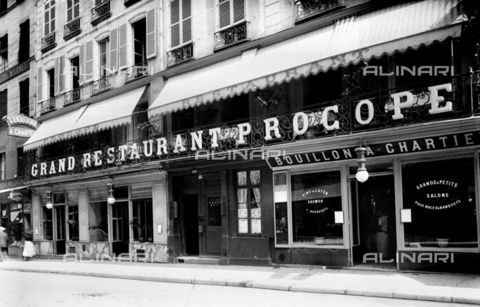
355, 146, 369, 183
45, 190, 53, 209
107, 183, 115, 205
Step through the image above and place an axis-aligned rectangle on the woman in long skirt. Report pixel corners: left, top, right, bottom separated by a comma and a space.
23, 231, 36, 260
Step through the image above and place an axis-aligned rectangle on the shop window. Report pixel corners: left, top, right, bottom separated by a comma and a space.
67, 205, 79, 241
88, 201, 108, 242
236, 170, 261, 234
402, 158, 478, 248
43, 206, 53, 240
274, 173, 288, 245
132, 198, 153, 243
291, 171, 343, 246
19, 78, 29, 116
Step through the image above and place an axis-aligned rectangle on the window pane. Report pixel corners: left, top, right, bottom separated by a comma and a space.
402, 158, 478, 248
238, 208, 247, 218
291, 171, 343, 245
237, 188, 247, 203
250, 170, 260, 185
238, 218, 248, 233
68, 205, 79, 241
132, 199, 153, 243
89, 202, 108, 241
237, 171, 247, 186
251, 218, 261, 234
275, 202, 288, 244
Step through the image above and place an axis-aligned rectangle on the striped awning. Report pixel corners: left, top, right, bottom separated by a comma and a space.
148, 0, 466, 118
24, 86, 147, 151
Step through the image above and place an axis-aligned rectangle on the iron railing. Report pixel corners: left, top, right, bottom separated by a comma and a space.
91, 0, 111, 26
294, 0, 346, 23
214, 21, 248, 51
167, 43, 194, 67
124, 0, 142, 7
64, 18, 81, 41
41, 32, 56, 53
39, 98, 56, 115
64, 88, 81, 106
91, 76, 112, 96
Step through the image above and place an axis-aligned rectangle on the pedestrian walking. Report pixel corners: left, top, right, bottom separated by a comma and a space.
0, 226, 8, 261
22, 230, 36, 261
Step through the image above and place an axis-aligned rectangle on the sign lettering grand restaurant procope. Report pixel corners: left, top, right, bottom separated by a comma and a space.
28, 83, 476, 178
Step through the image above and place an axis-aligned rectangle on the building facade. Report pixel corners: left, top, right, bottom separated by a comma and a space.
0, 0, 36, 256
17, 0, 480, 273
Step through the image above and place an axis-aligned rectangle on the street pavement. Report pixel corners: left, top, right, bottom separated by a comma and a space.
0, 258, 480, 305
0, 270, 470, 307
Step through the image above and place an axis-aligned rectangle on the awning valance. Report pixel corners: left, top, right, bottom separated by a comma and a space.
148, 0, 465, 118
24, 86, 147, 151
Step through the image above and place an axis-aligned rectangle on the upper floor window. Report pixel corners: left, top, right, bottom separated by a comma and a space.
0, 89, 7, 119
44, 0, 56, 35
98, 39, 109, 78
47, 68, 55, 98
218, 0, 245, 30
0, 152, 5, 181
170, 0, 191, 48
66, 0, 79, 22
18, 19, 30, 62
132, 18, 146, 66
0, 34, 7, 72
19, 78, 29, 116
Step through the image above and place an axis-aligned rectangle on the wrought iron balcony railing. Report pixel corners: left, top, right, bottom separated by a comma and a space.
124, 0, 142, 7
294, 0, 346, 23
91, 0, 111, 26
64, 88, 81, 106
125, 63, 149, 82
167, 43, 194, 67
39, 98, 56, 115
41, 32, 56, 53
214, 21, 248, 51
91, 76, 112, 96
64, 18, 81, 41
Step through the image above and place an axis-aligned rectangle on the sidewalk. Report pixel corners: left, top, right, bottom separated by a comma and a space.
1, 258, 480, 305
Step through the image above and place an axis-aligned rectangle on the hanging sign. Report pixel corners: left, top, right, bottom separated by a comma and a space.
8, 191, 23, 202
2, 115, 38, 138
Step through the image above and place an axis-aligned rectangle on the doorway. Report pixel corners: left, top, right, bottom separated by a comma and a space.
112, 201, 129, 255
182, 194, 199, 255
54, 206, 66, 255
351, 174, 396, 266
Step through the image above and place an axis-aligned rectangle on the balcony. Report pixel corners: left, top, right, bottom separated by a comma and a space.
214, 22, 248, 51
64, 18, 81, 41
167, 43, 194, 67
91, 0, 111, 26
91, 76, 112, 96
125, 63, 149, 83
124, 0, 142, 7
41, 32, 56, 53
64, 88, 81, 106
39, 98, 56, 115
294, 0, 346, 23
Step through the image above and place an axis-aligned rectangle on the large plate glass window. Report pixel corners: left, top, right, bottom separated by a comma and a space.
291, 171, 343, 246
402, 158, 478, 248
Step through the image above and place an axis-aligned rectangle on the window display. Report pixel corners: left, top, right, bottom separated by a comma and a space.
402, 158, 478, 248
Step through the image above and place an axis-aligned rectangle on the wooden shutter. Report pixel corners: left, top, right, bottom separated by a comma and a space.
85, 40, 93, 82
37, 67, 43, 102
170, 0, 180, 47
118, 24, 127, 69
59, 56, 65, 92
182, 0, 191, 43
54, 58, 60, 95
233, 0, 245, 23
146, 9, 156, 59
219, 0, 231, 29
109, 28, 118, 72
79, 44, 84, 84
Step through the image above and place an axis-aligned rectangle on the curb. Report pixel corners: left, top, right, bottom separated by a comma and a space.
1, 267, 480, 305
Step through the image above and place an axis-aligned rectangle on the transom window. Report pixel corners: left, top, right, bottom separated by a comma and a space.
44, 0, 56, 35
66, 0, 80, 22
236, 170, 261, 234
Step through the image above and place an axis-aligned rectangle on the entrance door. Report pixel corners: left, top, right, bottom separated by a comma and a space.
351, 175, 396, 266
54, 206, 66, 255
203, 194, 222, 255
182, 194, 199, 255
112, 201, 129, 255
